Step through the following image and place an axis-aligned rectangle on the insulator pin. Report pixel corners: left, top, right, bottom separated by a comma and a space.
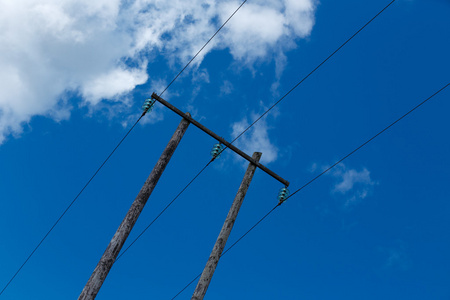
142, 98, 156, 112
277, 187, 290, 204
210, 143, 224, 159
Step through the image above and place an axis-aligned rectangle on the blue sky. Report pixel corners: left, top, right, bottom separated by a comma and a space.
0, 0, 449, 299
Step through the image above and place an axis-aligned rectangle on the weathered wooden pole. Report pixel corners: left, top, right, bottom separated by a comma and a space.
78, 114, 191, 300
191, 152, 262, 300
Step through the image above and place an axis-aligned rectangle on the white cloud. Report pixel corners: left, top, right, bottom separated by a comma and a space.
81, 63, 149, 105
218, 2, 285, 61
333, 166, 372, 194
190, 68, 210, 100
0, 0, 317, 144
220, 80, 234, 95
230, 111, 278, 165
271, 51, 288, 95
330, 164, 376, 206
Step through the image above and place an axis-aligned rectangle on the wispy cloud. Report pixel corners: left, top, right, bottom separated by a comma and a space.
0, 0, 317, 144
310, 163, 377, 207
333, 165, 373, 194
271, 50, 288, 96
190, 68, 210, 100
230, 109, 278, 166
331, 164, 376, 206
378, 243, 410, 271
220, 80, 234, 96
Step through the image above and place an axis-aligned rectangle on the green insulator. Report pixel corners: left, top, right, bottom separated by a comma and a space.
142, 98, 156, 112
210, 143, 224, 158
277, 187, 290, 203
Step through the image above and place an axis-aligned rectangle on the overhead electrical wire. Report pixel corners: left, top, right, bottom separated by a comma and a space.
0, 0, 250, 296
116, 158, 215, 261
169, 82, 450, 299
287, 82, 450, 200
230, 0, 397, 144
82, 0, 439, 296
114, 0, 398, 264
110, 0, 253, 262
169, 204, 277, 300
0, 114, 145, 296
159, 0, 249, 97
0, 0, 400, 295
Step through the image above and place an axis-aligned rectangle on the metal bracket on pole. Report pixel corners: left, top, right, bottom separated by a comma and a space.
151, 93, 290, 187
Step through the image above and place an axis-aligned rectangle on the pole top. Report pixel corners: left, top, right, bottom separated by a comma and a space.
151, 93, 290, 187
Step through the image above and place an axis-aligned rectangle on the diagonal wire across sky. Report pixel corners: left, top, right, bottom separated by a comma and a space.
0, 0, 249, 296
113, 0, 399, 266
169, 80, 449, 299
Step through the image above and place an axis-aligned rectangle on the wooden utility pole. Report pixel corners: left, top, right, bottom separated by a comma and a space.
191, 152, 262, 300
78, 114, 191, 300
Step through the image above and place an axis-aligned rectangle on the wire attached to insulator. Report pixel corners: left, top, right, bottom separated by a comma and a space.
142, 98, 156, 115
277, 187, 290, 205
210, 143, 224, 160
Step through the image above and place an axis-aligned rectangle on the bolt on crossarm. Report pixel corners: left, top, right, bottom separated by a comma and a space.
151, 93, 289, 187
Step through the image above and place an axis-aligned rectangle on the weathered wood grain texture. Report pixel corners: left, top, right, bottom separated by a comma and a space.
78, 114, 191, 300
191, 152, 262, 300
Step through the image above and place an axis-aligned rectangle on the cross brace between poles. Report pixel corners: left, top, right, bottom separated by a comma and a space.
151, 93, 289, 187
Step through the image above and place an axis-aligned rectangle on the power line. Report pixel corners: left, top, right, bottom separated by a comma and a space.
95, 0, 399, 294
7, 0, 412, 295
230, 0, 397, 144
110, 0, 251, 262
170, 204, 277, 300
116, 158, 214, 261
0, 0, 249, 295
76, 0, 438, 295
111, 0, 396, 267
159, 0, 248, 97
170, 273, 202, 300
169, 82, 450, 299
2, 0, 399, 294
220, 204, 278, 257
0, 114, 145, 296
288, 82, 450, 199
